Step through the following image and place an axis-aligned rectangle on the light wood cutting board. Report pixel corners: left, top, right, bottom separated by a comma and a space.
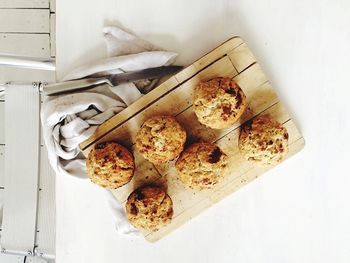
80, 37, 305, 242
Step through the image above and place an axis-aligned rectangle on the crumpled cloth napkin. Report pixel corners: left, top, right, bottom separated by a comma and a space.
41, 26, 177, 236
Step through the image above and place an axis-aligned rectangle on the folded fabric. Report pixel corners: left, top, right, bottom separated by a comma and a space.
41, 26, 177, 237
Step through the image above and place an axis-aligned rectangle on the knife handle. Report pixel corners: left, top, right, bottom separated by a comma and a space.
42, 77, 109, 96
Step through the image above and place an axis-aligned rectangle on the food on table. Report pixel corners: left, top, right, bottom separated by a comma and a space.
193, 77, 247, 129
175, 142, 228, 190
126, 185, 173, 232
86, 142, 135, 188
135, 115, 186, 164
239, 114, 289, 165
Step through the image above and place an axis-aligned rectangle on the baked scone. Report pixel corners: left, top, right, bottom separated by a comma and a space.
193, 77, 247, 129
175, 142, 228, 190
135, 115, 187, 164
86, 142, 135, 188
126, 185, 173, 232
239, 114, 289, 165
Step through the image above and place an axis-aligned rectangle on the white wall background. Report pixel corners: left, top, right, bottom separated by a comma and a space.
56, 0, 350, 262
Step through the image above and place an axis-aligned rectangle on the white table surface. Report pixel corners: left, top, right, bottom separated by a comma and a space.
56, 1, 350, 262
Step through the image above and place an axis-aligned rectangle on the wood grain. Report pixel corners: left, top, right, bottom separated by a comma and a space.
87, 55, 237, 149
80, 37, 304, 242
80, 37, 243, 150
147, 136, 304, 242
228, 42, 256, 73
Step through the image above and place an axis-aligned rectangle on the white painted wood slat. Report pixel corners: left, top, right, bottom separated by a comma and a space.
0, 254, 24, 263
50, 14, 56, 57
50, 0, 55, 12
1, 84, 40, 254
1, 100, 45, 147
0, 145, 4, 187
0, 188, 3, 228
0, 9, 50, 33
35, 145, 55, 258
26, 256, 53, 263
0, 101, 4, 145
0, 0, 49, 8
0, 33, 50, 58
0, 67, 56, 83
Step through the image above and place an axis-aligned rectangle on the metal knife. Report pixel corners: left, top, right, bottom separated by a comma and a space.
42, 65, 182, 96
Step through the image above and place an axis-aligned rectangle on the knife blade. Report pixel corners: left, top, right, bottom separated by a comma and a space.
42, 65, 182, 96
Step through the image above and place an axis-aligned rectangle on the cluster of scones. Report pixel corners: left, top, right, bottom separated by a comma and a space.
86, 77, 289, 232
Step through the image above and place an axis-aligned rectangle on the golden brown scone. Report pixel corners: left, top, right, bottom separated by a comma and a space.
126, 185, 173, 232
193, 77, 247, 129
135, 115, 187, 164
239, 114, 289, 165
175, 142, 228, 190
86, 142, 135, 189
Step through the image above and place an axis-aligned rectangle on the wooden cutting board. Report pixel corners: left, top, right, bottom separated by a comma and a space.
80, 37, 305, 242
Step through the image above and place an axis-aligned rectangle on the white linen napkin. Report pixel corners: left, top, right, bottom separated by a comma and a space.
41, 26, 177, 236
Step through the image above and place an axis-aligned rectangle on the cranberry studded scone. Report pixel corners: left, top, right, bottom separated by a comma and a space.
86, 142, 135, 188
126, 185, 173, 232
239, 114, 289, 165
135, 115, 187, 164
175, 142, 228, 190
193, 77, 247, 129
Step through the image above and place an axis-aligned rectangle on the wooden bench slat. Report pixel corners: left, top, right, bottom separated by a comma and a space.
50, 14, 56, 57
0, 67, 55, 83
0, 145, 4, 187
0, 9, 50, 33
0, 33, 50, 58
35, 145, 56, 258
1, 84, 40, 253
0, 101, 4, 145
0, 0, 49, 8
